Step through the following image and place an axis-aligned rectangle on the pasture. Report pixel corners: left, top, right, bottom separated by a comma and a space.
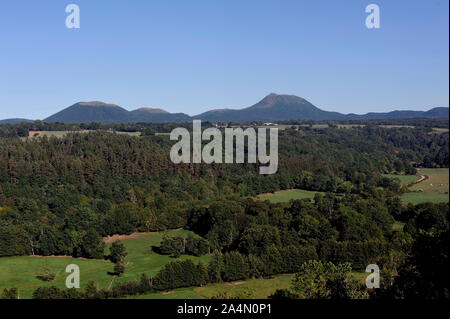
130, 271, 367, 299
400, 193, 449, 205
129, 271, 368, 299
258, 189, 320, 203
105, 229, 211, 285
410, 168, 449, 194
0, 229, 209, 299
401, 168, 449, 204
130, 274, 295, 299
24, 130, 141, 139
383, 174, 418, 186
0, 256, 113, 299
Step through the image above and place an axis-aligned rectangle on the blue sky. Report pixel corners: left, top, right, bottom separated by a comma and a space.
0, 0, 448, 119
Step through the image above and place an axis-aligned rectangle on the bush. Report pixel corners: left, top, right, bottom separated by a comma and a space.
269, 289, 299, 299
32, 286, 66, 299
1, 288, 19, 299
113, 261, 126, 276
37, 267, 56, 282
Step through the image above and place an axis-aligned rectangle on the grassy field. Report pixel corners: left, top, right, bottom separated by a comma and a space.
410, 168, 449, 194
24, 130, 141, 139
402, 168, 449, 204
105, 230, 211, 285
0, 256, 113, 299
129, 271, 367, 299
383, 174, 418, 186
28, 130, 84, 138
258, 189, 320, 203
0, 229, 209, 299
255, 124, 331, 130
401, 192, 449, 205
0, 227, 370, 299
130, 274, 295, 299
115, 131, 141, 137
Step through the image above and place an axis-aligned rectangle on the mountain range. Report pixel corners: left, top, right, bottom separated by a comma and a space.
1, 94, 448, 124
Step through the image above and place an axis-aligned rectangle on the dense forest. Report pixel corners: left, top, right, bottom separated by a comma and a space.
0, 120, 448, 299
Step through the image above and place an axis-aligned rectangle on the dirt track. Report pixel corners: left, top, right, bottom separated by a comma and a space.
407, 170, 429, 187
415, 175, 427, 184
103, 232, 143, 243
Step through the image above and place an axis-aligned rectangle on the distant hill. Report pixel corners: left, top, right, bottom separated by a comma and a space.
195, 93, 449, 122
44, 102, 130, 124
1, 94, 447, 124
195, 93, 347, 122
0, 118, 34, 124
129, 108, 191, 123
44, 102, 191, 124
345, 107, 450, 120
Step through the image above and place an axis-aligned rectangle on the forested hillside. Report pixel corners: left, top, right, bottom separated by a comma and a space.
0, 121, 448, 299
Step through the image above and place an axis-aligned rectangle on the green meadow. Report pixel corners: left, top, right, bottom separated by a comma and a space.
400, 192, 449, 204
105, 229, 211, 285
383, 174, 418, 186
0, 228, 365, 299
130, 274, 295, 299
402, 168, 449, 204
0, 229, 209, 299
23, 130, 141, 140
130, 271, 367, 299
0, 256, 113, 299
409, 168, 449, 194
257, 189, 320, 203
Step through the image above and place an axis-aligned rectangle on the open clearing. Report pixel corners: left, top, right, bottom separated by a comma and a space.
0, 256, 113, 299
409, 168, 449, 194
258, 189, 321, 203
383, 174, 418, 186
128, 271, 367, 299
0, 226, 367, 299
401, 192, 449, 204
129, 274, 295, 299
401, 168, 449, 204
0, 229, 209, 298
24, 130, 141, 139
105, 229, 211, 286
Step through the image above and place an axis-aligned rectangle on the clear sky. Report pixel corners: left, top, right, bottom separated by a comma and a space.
0, 0, 448, 119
